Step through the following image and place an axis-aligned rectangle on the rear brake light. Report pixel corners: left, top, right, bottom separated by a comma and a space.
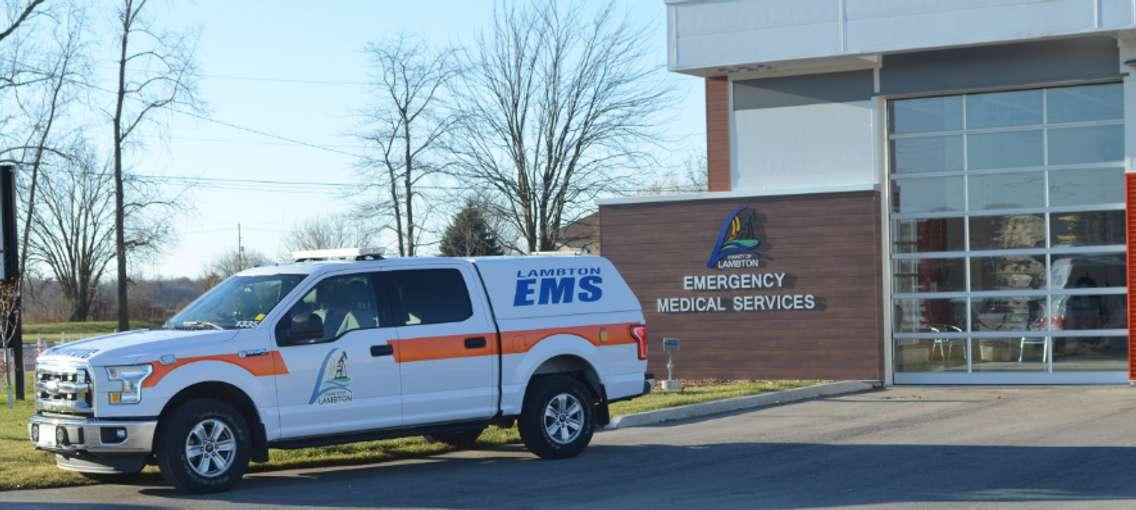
630, 325, 648, 360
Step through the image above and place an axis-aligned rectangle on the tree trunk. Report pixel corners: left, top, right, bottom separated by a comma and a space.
113, 9, 130, 331
68, 292, 89, 322
386, 163, 404, 257
402, 118, 414, 256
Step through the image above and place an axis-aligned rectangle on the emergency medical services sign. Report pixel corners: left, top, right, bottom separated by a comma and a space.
656, 206, 823, 314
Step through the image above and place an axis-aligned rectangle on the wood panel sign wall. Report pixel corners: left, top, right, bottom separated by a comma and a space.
599, 190, 885, 380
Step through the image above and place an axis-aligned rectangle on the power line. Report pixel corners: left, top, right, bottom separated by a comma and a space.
4, 57, 371, 157
163, 105, 365, 159
41, 167, 703, 196
46, 73, 370, 159
138, 135, 369, 149
198, 73, 369, 87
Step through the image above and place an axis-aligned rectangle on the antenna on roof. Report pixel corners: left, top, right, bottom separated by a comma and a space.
292, 247, 385, 262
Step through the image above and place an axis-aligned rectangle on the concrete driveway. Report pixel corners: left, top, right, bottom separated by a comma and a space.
2, 386, 1135, 509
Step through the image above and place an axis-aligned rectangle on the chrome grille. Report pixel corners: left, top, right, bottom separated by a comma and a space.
36, 364, 93, 415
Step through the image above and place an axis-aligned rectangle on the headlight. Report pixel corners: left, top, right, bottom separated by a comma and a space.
105, 364, 153, 405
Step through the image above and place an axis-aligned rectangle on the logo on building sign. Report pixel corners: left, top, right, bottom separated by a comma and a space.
655, 204, 820, 314
706, 206, 762, 269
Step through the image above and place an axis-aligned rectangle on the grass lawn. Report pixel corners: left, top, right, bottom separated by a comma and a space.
22, 321, 164, 342
0, 379, 820, 491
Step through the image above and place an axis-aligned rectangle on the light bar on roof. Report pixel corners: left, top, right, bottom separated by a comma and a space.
292, 247, 385, 262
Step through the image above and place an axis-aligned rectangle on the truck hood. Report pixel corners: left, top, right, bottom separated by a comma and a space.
37, 328, 239, 367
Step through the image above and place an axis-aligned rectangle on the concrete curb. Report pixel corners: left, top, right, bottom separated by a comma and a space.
606, 380, 878, 430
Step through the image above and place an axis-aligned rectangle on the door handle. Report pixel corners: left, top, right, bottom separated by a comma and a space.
370, 345, 393, 357
464, 337, 487, 349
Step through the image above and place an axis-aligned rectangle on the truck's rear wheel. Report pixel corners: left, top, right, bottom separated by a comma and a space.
156, 398, 250, 493
518, 375, 594, 459
424, 426, 486, 450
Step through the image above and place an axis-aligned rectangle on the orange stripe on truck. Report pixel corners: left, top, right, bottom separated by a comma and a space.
501, 323, 637, 355
140, 323, 638, 383
390, 323, 638, 363
143, 351, 289, 388
390, 334, 498, 363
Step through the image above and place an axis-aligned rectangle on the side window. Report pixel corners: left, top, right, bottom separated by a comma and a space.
382, 269, 473, 326
276, 273, 380, 346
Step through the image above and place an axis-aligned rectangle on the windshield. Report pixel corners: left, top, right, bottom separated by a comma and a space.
164, 274, 307, 330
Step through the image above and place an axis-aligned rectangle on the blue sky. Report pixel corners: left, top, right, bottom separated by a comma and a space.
130, 1, 705, 277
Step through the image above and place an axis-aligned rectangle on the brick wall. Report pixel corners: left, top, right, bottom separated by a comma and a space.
1126, 173, 1136, 381
601, 191, 885, 381
706, 77, 731, 192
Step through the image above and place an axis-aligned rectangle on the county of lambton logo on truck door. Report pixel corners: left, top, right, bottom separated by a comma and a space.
706, 206, 762, 269
309, 348, 352, 405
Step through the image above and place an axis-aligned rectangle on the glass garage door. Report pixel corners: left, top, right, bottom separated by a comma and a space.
888, 83, 1128, 384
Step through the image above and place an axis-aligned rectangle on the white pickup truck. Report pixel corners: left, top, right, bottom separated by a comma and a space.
28, 251, 650, 493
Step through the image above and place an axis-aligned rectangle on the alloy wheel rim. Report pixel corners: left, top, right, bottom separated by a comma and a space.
543, 393, 584, 445
184, 418, 236, 477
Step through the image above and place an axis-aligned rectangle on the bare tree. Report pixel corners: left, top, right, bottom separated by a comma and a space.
0, 0, 44, 46
356, 34, 456, 256
0, 1, 80, 401
450, 1, 674, 253
28, 144, 116, 321
284, 214, 377, 253
201, 249, 269, 289
642, 153, 708, 195
110, 0, 200, 330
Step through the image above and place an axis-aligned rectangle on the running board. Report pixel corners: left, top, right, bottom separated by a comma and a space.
268, 419, 494, 450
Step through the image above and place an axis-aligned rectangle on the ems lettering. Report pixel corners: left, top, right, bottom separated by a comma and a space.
539, 277, 574, 304
513, 269, 604, 306
577, 275, 603, 302
514, 278, 537, 306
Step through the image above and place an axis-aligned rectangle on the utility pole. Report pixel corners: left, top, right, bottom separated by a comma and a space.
237, 223, 243, 270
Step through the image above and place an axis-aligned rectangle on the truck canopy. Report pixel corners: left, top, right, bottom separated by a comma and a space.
471, 256, 640, 321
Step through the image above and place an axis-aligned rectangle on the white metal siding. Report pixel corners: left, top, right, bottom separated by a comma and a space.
668, 0, 1136, 72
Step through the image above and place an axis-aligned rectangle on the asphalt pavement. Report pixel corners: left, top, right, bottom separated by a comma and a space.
2, 385, 1135, 509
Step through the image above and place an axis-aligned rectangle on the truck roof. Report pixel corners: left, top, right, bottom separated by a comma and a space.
238, 254, 640, 322
235, 256, 455, 277
235, 255, 595, 277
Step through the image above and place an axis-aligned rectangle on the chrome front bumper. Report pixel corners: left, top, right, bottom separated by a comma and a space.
28, 415, 157, 454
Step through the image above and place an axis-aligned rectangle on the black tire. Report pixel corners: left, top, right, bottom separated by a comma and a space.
423, 426, 487, 450
518, 374, 595, 459
156, 398, 251, 494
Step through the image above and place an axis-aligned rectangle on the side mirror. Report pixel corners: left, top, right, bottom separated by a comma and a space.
277, 313, 325, 345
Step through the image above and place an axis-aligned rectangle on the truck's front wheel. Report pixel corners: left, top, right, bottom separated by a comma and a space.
156, 398, 251, 493
518, 375, 595, 459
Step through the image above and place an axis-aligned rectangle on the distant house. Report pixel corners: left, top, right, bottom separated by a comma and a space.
556, 212, 600, 255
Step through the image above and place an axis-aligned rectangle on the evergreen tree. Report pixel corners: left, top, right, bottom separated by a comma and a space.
440, 202, 504, 257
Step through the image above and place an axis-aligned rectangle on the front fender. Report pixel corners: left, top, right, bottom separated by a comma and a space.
95, 359, 275, 428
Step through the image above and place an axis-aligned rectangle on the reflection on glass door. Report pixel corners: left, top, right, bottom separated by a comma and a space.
889, 83, 1128, 383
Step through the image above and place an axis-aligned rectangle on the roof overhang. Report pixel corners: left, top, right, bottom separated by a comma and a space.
667, 0, 1136, 78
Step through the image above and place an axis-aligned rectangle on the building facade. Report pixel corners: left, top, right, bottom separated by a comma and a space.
600, 0, 1136, 384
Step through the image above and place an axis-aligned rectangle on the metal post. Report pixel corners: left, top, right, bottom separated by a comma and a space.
12, 307, 21, 400
661, 337, 682, 392
1, 166, 22, 400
